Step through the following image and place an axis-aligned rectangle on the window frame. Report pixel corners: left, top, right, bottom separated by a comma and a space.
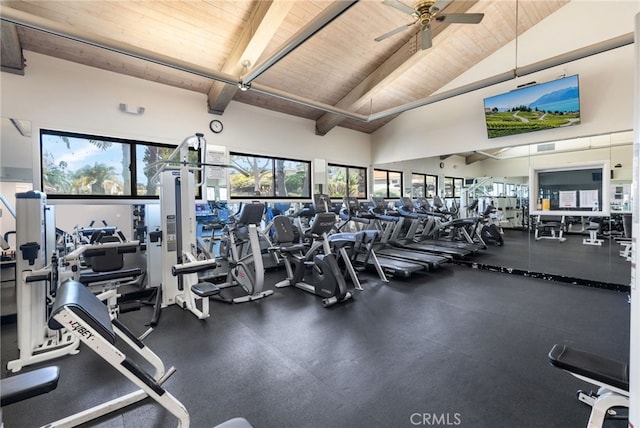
327, 163, 368, 200
411, 173, 439, 198
228, 151, 311, 200
373, 168, 403, 199
444, 176, 465, 198
40, 128, 195, 200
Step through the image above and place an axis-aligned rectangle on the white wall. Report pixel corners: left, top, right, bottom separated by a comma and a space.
371, 1, 639, 164
475, 144, 633, 179
0, 51, 372, 189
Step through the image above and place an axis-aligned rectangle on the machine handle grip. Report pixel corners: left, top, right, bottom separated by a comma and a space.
171, 259, 217, 276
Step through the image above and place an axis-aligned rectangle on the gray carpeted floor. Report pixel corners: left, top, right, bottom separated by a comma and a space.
1, 264, 630, 428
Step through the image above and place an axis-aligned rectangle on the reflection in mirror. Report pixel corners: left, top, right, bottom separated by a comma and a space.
374, 130, 632, 288
1, 117, 34, 318
1, 117, 34, 260
1, 117, 33, 183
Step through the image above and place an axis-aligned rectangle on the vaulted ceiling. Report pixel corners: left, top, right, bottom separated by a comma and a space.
1, 0, 570, 135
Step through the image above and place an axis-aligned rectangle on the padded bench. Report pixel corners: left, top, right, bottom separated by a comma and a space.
548, 344, 629, 427
535, 215, 566, 242
45, 280, 252, 427
0, 366, 60, 407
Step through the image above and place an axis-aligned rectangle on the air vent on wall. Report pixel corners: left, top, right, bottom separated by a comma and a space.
537, 143, 556, 152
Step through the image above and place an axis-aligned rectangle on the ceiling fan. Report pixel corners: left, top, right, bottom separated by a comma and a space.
375, 0, 485, 50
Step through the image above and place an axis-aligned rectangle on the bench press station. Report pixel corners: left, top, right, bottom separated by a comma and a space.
1, 279, 252, 428
535, 215, 567, 242
548, 344, 628, 428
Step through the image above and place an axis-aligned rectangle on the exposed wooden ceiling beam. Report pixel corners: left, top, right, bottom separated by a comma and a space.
1, 22, 25, 75
465, 152, 486, 164
315, 0, 477, 136
207, 0, 293, 115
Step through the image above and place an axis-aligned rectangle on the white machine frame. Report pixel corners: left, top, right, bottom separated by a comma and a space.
572, 377, 629, 428
47, 280, 189, 427
7, 191, 79, 372
151, 134, 219, 319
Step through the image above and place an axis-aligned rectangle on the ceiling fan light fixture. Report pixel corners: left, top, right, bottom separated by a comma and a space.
375, 0, 485, 50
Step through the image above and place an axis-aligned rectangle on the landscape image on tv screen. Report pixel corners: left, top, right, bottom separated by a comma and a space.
483, 74, 580, 139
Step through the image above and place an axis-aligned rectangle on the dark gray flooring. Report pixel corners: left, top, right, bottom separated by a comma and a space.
476, 229, 631, 286
1, 264, 629, 428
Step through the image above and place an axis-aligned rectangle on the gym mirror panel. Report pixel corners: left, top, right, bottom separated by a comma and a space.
374, 130, 632, 289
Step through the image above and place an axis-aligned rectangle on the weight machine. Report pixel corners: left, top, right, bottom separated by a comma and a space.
6, 191, 143, 372
149, 134, 221, 321
6, 191, 80, 372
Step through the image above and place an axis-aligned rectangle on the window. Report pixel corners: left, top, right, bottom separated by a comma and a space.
443, 177, 454, 198
426, 175, 438, 198
327, 164, 367, 199
530, 162, 610, 216
40, 129, 193, 199
453, 178, 464, 198
373, 169, 402, 199
444, 176, 464, 198
136, 144, 199, 196
229, 153, 310, 199
411, 173, 438, 198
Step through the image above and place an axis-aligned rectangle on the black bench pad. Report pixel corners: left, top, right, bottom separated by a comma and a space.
48, 280, 116, 344
548, 344, 629, 391
79, 268, 142, 285
0, 366, 60, 406
192, 282, 221, 297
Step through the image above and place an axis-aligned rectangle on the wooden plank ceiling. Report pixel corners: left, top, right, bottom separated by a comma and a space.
0, 0, 569, 135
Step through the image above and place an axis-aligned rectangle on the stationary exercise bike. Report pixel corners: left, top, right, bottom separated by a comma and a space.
271, 212, 352, 308
212, 202, 274, 303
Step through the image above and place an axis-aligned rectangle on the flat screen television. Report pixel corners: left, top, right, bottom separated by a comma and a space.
483, 74, 580, 139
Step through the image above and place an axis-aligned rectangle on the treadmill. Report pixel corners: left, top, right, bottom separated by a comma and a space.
365, 198, 450, 269
412, 197, 486, 252
371, 197, 472, 264
340, 197, 425, 278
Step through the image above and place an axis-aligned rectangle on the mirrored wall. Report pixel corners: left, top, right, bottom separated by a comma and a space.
375, 130, 633, 288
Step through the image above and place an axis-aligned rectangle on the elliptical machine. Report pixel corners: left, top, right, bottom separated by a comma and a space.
212, 202, 274, 303
271, 212, 352, 308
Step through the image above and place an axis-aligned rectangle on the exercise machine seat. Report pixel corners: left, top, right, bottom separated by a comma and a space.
271, 215, 306, 253
0, 366, 60, 406
548, 344, 629, 391
192, 281, 221, 297
80, 239, 142, 285
537, 216, 564, 229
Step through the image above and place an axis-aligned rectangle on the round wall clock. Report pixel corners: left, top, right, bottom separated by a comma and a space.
209, 119, 223, 134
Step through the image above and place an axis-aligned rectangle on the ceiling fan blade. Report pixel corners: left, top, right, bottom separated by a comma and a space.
420, 26, 433, 50
435, 13, 485, 24
430, 0, 453, 14
375, 21, 416, 41
381, 0, 416, 16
